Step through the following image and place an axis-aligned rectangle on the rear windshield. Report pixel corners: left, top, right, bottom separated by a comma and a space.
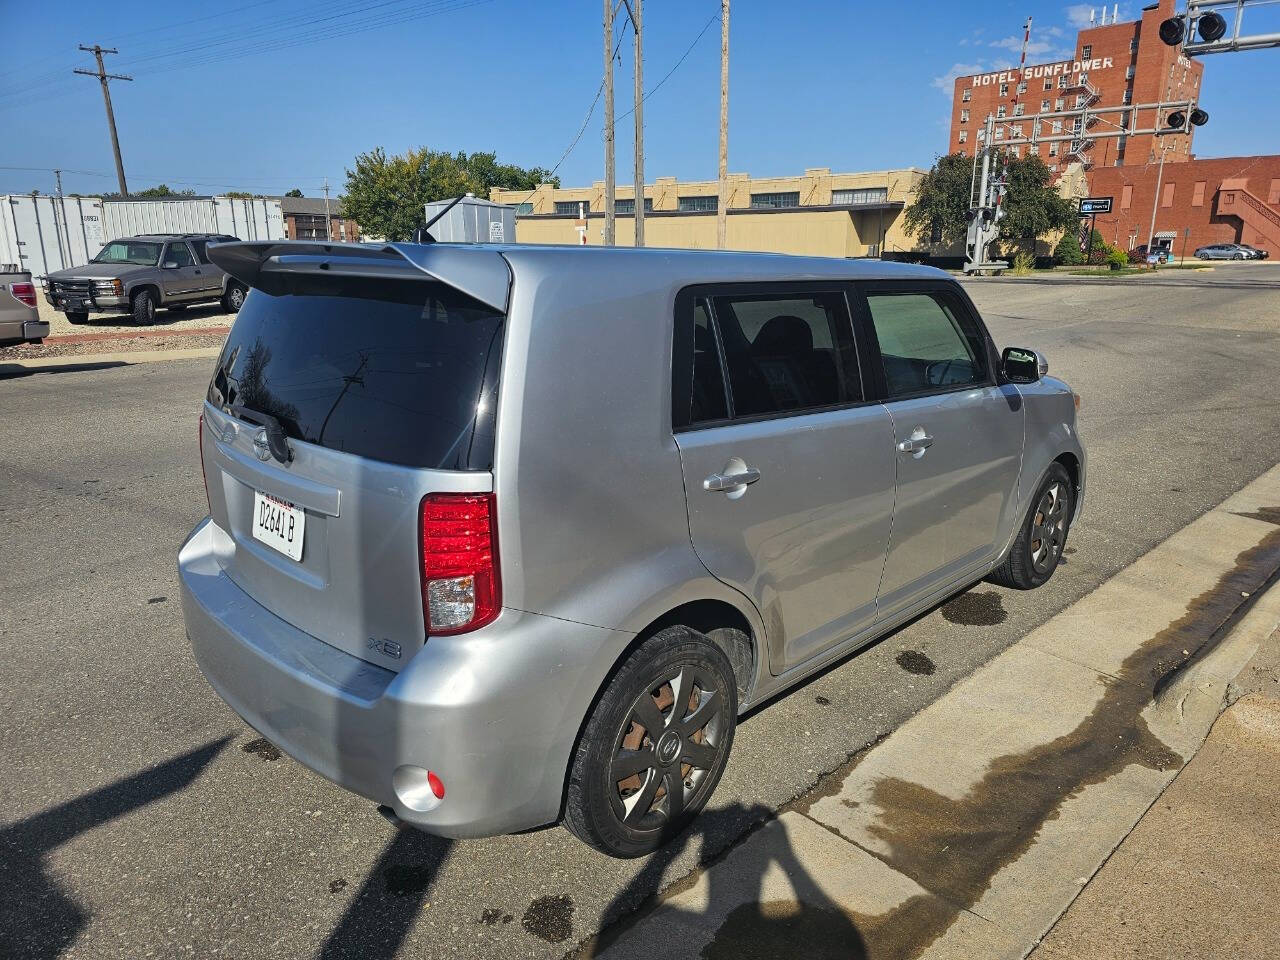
207, 277, 504, 470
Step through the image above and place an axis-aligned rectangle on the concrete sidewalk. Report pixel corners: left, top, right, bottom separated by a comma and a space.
580, 465, 1280, 960
0, 346, 220, 377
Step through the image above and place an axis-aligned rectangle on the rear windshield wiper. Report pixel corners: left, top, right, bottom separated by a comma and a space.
225, 404, 293, 464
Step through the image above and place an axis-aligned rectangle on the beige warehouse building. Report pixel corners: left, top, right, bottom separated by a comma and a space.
489, 167, 926, 258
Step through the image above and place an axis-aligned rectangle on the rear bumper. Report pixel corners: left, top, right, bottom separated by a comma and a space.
0, 316, 48, 344
179, 517, 628, 838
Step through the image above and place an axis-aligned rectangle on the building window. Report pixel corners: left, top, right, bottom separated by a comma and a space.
1012, 124, 1023, 137
1122, 88, 1132, 104
1121, 184, 1133, 209
1017, 81, 1027, 94
1013, 103, 1024, 116
1011, 145, 1021, 158
997, 104, 1007, 118
555, 200, 587, 215
994, 127, 1004, 140
1126, 65, 1135, 79
962, 88, 972, 102
1082, 44, 1092, 59
513, 202, 533, 216
977, 128, 986, 142
1162, 183, 1175, 208
999, 82, 1009, 96
1192, 181, 1206, 207
678, 195, 717, 212
750, 191, 800, 209
1041, 99, 1050, 112
1080, 72, 1089, 85
958, 130, 968, 144
960, 109, 970, 123
1130, 37, 1139, 52
832, 188, 889, 205
614, 198, 653, 215
1058, 75, 1068, 88
1052, 120, 1063, 133
1072, 117, 1082, 133
293, 214, 328, 240
1043, 78, 1052, 90
1049, 142, 1059, 156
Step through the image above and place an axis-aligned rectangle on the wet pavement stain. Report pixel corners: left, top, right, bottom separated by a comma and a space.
328, 878, 347, 894
895, 651, 936, 676
241, 737, 281, 761
843, 521, 1280, 959
479, 908, 513, 926
940, 591, 1007, 626
814, 695, 831, 706
146, 596, 167, 604
522, 895, 574, 943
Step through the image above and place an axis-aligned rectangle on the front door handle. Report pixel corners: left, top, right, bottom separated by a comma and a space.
896, 428, 934, 458
703, 466, 762, 492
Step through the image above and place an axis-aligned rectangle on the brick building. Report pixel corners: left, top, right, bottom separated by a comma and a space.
1086, 155, 1280, 256
950, 0, 1203, 173
279, 195, 361, 243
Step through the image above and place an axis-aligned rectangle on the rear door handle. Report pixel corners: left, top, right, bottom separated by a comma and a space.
896, 434, 934, 455
703, 467, 762, 492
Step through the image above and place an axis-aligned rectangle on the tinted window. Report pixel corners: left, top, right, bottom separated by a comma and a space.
690, 298, 728, 423
711, 292, 860, 416
93, 240, 160, 265
165, 243, 195, 267
189, 239, 210, 264
207, 278, 504, 470
865, 292, 987, 398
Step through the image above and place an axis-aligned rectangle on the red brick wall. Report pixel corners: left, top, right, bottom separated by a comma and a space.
949, 0, 1203, 171
1086, 155, 1280, 256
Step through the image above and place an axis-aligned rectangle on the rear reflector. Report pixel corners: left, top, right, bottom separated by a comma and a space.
419, 492, 499, 635
9, 282, 37, 307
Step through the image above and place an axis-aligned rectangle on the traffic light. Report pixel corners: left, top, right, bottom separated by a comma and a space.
1164, 108, 1209, 131
1160, 10, 1229, 46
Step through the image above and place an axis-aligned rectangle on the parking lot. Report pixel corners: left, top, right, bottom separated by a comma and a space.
2, 263, 1278, 959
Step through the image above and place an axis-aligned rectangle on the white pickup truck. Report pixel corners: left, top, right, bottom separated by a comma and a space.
0, 266, 48, 346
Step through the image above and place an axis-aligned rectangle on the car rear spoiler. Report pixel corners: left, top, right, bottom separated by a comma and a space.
206, 241, 511, 313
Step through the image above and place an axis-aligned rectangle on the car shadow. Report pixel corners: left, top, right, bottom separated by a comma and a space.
0, 737, 230, 960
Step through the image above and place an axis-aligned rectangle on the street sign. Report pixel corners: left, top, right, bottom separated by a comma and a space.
1079, 197, 1113, 215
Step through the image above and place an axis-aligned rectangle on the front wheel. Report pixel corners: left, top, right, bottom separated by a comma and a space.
564, 626, 737, 858
132, 289, 156, 325
1232, 252, 1244, 260
988, 463, 1074, 590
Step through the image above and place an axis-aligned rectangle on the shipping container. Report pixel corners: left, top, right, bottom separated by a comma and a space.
0, 194, 287, 277
423, 195, 516, 244
0, 195, 106, 277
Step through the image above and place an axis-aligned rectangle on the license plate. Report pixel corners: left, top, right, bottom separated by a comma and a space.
252, 491, 305, 561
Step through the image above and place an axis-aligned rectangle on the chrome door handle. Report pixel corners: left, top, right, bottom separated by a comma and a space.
703, 467, 762, 492
896, 435, 934, 453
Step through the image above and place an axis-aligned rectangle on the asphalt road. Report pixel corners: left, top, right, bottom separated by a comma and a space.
2, 263, 1278, 959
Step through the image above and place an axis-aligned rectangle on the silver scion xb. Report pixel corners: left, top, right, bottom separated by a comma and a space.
180, 241, 1085, 858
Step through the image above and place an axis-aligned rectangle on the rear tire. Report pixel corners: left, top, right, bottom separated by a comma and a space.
564, 626, 737, 858
222, 283, 246, 313
988, 463, 1074, 590
65, 311, 89, 325
132, 289, 156, 326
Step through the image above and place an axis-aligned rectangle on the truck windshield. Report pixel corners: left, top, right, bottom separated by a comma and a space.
92, 241, 161, 266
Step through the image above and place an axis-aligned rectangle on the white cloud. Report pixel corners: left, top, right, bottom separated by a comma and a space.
931, 60, 1013, 95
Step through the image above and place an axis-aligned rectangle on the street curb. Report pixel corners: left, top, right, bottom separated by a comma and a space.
1, 347, 221, 375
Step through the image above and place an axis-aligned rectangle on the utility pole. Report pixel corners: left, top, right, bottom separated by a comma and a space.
1146, 139, 1173, 254
717, 0, 730, 249
603, 0, 616, 246
323, 178, 332, 241
75, 45, 131, 196
624, 0, 644, 247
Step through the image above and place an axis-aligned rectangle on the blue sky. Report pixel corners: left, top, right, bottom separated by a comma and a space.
1, 0, 1277, 197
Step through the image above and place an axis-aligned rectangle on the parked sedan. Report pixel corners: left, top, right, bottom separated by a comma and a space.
1237, 244, 1269, 260
1195, 243, 1250, 260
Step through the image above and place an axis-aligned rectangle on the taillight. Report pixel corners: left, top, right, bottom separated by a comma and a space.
419, 492, 500, 635
9, 282, 37, 307
198, 413, 210, 513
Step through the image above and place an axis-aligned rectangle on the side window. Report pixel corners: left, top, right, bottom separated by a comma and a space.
690, 298, 729, 424
711, 292, 861, 417
165, 242, 195, 268
865, 292, 987, 398
188, 238, 210, 264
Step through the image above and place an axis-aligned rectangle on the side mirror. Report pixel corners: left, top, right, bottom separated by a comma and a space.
162, 261, 178, 270
1002, 346, 1048, 384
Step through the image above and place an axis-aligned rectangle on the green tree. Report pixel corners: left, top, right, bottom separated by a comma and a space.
104, 184, 197, 199
285, 188, 304, 198
342, 146, 558, 242
1053, 232, 1084, 265
904, 152, 1077, 249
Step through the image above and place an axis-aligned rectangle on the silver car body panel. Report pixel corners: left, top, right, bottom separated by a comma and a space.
180, 243, 1086, 837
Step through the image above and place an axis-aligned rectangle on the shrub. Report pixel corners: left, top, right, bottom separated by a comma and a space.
1011, 251, 1036, 275
1107, 247, 1129, 269
1053, 232, 1085, 266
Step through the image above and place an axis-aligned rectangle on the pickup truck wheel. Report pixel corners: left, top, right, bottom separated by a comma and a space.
132, 289, 156, 326
65, 311, 90, 325
564, 625, 737, 858
222, 283, 246, 313
988, 463, 1073, 590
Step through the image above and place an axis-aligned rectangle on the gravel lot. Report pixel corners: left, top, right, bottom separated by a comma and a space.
34, 295, 235, 337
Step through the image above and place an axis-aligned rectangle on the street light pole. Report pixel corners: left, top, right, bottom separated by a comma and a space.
1145, 140, 1172, 253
